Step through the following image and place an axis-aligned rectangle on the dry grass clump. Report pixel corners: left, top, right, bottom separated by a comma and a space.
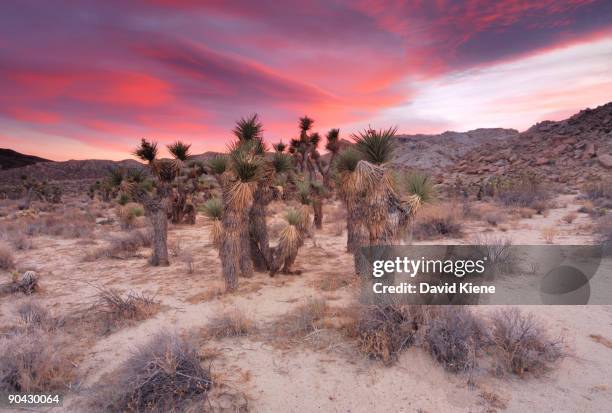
205, 307, 255, 339
413, 204, 462, 240
85, 229, 152, 261
273, 298, 329, 339
540, 227, 558, 244
490, 308, 564, 377
0, 328, 76, 392
419, 306, 488, 373
0, 241, 15, 270
95, 332, 212, 412
94, 287, 160, 332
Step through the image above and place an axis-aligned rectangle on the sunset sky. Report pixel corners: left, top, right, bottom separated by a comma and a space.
1, 0, 612, 161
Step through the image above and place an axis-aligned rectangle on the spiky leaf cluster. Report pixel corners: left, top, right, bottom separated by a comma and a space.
352, 126, 397, 165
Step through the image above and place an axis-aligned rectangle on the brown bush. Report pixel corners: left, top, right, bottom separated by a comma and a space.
419, 306, 489, 373
95, 332, 211, 413
413, 204, 462, 240
205, 307, 255, 339
490, 308, 564, 377
0, 329, 76, 392
353, 304, 429, 364
0, 271, 38, 296
0, 242, 15, 270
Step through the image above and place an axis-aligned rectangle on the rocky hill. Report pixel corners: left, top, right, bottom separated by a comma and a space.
451, 102, 612, 186
0, 148, 51, 170
392, 128, 519, 171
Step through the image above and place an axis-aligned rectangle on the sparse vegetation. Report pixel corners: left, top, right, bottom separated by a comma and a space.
490, 308, 565, 377
95, 332, 212, 412
85, 229, 152, 261
94, 287, 160, 331
205, 307, 255, 338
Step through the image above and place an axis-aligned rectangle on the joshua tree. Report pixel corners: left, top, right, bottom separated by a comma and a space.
129, 138, 175, 266
335, 148, 368, 253
212, 139, 264, 291
288, 117, 340, 225
270, 209, 306, 276
351, 126, 412, 246
18, 176, 62, 209
313, 128, 341, 189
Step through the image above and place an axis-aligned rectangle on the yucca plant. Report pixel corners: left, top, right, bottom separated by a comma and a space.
201, 198, 223, 250
352, 126, 397, 165
233, 114, 263, 142
401, 171, 436, 214
270, 209, 305, 276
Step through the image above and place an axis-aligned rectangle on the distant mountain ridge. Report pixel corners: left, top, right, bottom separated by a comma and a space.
0, 148, 51, 170
1, 102, 610, 194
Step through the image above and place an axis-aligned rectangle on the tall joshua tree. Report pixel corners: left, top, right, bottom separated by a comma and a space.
217, 140, 264, 291
351, 127, 411, 246
130, 138, 176, 266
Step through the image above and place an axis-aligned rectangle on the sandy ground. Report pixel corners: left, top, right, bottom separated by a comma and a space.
0, 194, 611, 412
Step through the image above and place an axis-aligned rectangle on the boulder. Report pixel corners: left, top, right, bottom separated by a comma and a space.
597, 153, 612, 169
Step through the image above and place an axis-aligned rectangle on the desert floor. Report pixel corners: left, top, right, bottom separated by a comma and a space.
1, 193, 611, 413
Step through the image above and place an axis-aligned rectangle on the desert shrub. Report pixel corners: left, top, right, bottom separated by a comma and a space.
484, 210, 505, 226
95, 288, 159, 332
24, 210, 95, 239
419, 306, 488, 373
496, 174, 551, 212
180, 250, 195, 274
17, 301, 49, 325
562, 212, 578, 224
596, 215, 612, 250
583, 181, 612, 204
117, 203, 144, 230
353, 304, 429, 364
0, 329, 76, 392
85, 229, 152, 261
471, 234, 516, 274
205, 307, 254, 338
490, 308, 564, 377
0, 242, 15, 270
97, 332, 211, 412
413, 204, 462, 239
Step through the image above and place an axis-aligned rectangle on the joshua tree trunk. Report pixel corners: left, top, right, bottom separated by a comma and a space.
239, 219, 254, 278
249, 185, 273, 271
312, 197, 323, 229
220, 206, 241, 291
149, 207, 169, 266
132, 186, 170, 267
346, 198, 368, 253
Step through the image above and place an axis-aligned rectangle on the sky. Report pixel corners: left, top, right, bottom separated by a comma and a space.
1, 0, 611, 161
